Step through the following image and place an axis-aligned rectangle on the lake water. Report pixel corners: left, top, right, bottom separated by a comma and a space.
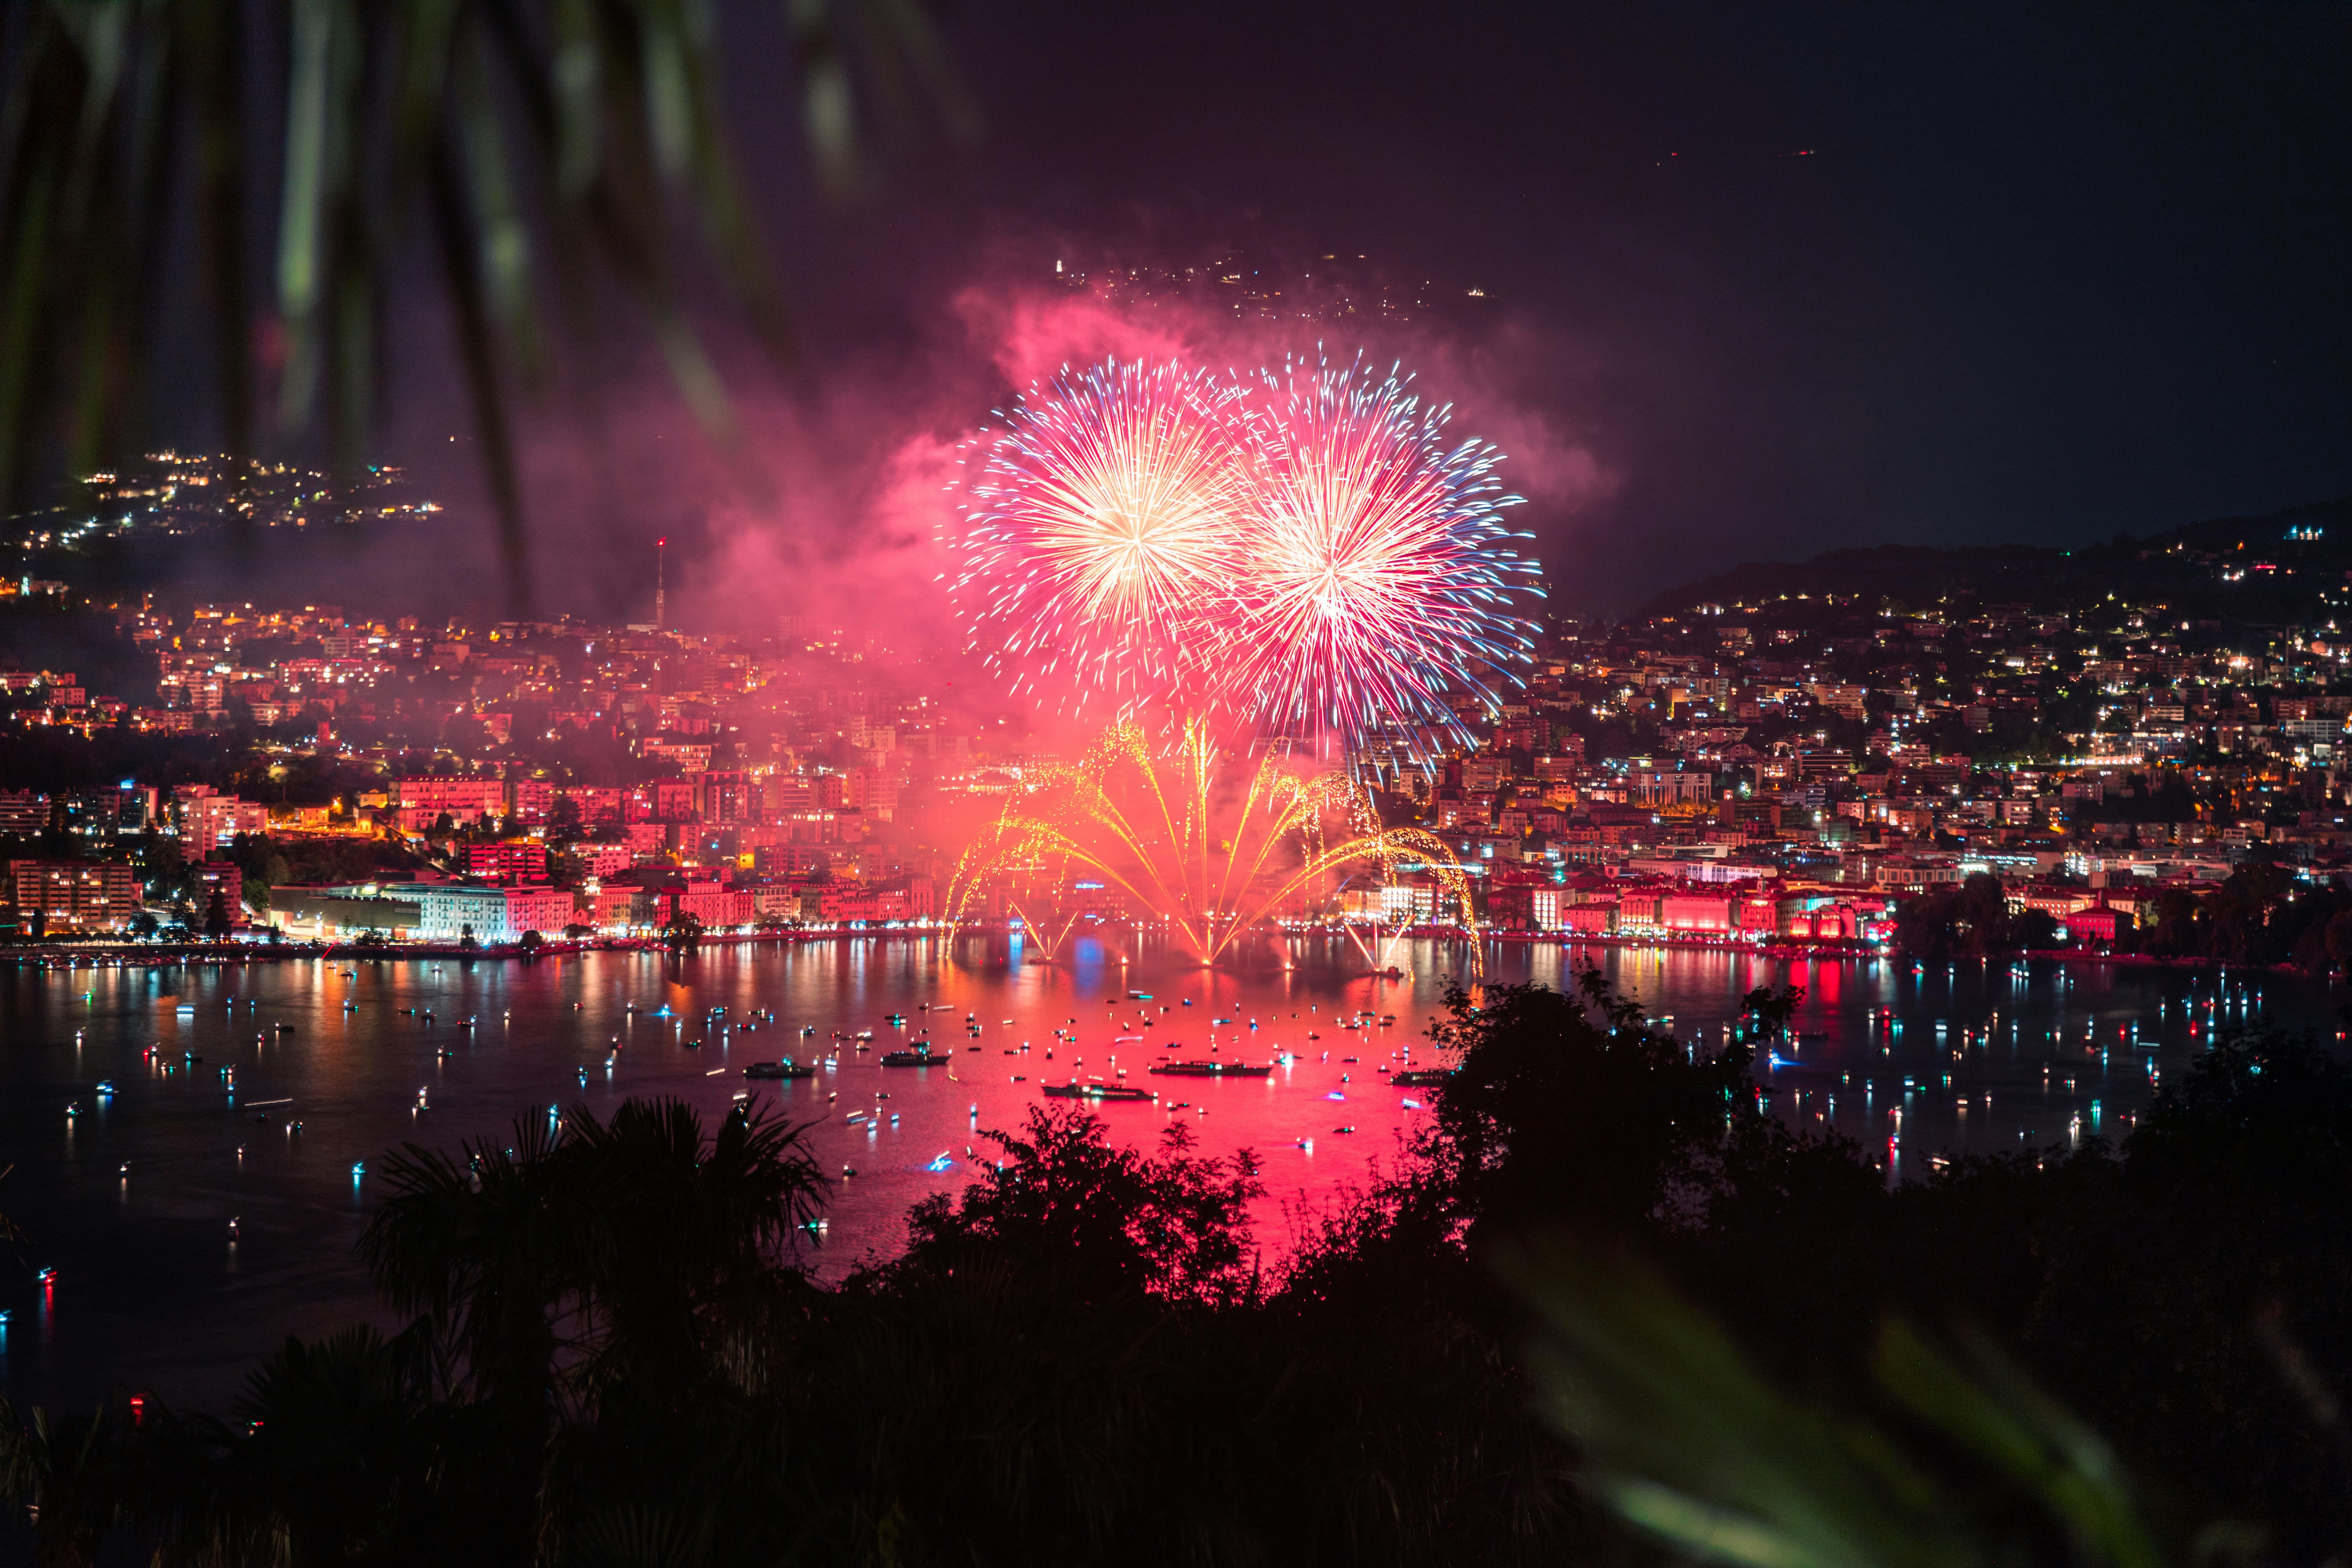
0, 934, 2333, 1410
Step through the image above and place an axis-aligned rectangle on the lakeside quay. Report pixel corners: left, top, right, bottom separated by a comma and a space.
0, 924, 1864, 971
4, 925, 2331, 981
1, 930, 875, 968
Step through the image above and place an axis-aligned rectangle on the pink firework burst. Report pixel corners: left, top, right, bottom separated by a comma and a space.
1222, 351, 1541, 746
950, 358, 1253, 715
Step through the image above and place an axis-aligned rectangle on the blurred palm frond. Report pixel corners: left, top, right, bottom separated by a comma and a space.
1501, 1236, 2229, 1568
0, 0, 968, 612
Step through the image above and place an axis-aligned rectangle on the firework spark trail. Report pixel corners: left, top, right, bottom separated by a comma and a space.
1224, 351, 1543, 748
949, 359, 1253, 716
945, 721, 1483, 972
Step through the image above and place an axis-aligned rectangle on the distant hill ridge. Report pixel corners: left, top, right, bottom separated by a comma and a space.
1637, 495, 2352, 620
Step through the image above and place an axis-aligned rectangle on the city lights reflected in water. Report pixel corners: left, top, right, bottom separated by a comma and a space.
0, 936, 2332, 1408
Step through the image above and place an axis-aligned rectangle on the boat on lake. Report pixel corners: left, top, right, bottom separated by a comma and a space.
881, 1046, 949, 1067
1148, 1059, 1272, 1078
1390, 1069, 1455, 1088
743, 1060, 816, 1080
1042, 1080, 1155, 1102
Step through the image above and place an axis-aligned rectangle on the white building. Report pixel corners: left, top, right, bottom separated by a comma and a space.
409, 882, 577, 943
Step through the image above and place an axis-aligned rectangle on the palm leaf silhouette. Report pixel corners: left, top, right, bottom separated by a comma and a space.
1501, 1236, 2219, 1568
0, 0, 969, 610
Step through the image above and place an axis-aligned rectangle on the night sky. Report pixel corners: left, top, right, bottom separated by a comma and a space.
358, 2, 2352, 620
884, 4, 2349, 603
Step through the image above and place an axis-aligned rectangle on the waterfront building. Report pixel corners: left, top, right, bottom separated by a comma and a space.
405, 881, 579, 943
5, 859, 142, 932
265, 889, 423, 941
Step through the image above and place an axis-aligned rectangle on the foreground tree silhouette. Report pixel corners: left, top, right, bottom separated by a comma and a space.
0, 1394, 225, 1567
359, 1096, 828, 1562
1420, 974, 1758, 1240
362, 1097, 825, 1410
223, 1323, 506, 1566
898, 1105, 1264, 1305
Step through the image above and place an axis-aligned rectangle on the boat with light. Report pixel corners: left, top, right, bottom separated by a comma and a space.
1042, 1080, 1155, 1102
